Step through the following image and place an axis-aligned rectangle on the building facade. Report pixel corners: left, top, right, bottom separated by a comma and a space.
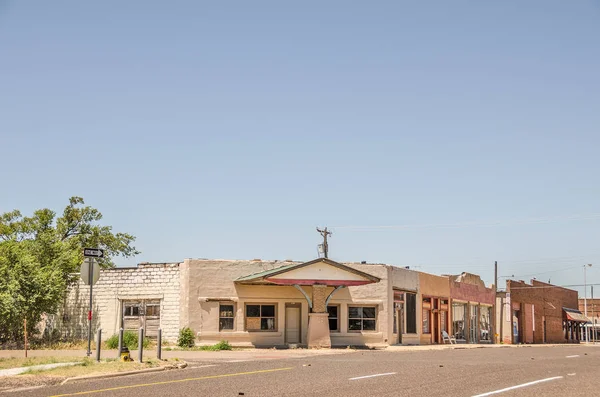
418, 272, 450, 345
498, 280, 585, 344
449, 273, 495, 344
53, 263, 181, 342
54, 258, 587, 348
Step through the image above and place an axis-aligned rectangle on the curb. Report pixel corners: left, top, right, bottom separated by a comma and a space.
60, 362, 188, 385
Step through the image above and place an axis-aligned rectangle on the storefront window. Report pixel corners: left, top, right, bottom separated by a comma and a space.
479, 306, 492, 342
219, 304, 235, 331
441, 311, 447, 333
452, 303, 467, 341
406, 293, 417, 333
422, 309, 430, 334
327, 305, 339, 332
348, 306, 377, 332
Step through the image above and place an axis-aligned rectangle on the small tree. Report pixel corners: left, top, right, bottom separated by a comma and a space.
0, 197, 139, 343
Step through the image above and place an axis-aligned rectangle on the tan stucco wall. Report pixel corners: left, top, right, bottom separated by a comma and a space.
182, 259, 394, 347
418, 272, 450, 345
390, 266, 420, 345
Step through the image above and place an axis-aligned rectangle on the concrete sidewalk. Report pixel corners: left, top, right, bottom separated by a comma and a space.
384, 342, 600, 351
0, 362, 80, 377
0, 347, 353, 362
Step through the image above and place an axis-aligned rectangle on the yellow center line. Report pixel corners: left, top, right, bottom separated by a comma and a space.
50, 367, 294, 397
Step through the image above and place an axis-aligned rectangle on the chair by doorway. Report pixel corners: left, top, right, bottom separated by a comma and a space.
442, 330, 456, 344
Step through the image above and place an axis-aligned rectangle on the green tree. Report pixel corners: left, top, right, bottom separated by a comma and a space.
0, 197, 139, 343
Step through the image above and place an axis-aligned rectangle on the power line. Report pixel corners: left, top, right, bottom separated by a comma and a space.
332, 213, 600, 231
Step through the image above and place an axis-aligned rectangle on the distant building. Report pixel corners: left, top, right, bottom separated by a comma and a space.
448, 273, 495, 344
498, 280, 587, 344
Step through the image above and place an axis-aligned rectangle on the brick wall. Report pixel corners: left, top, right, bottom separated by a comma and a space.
508, 280, 578, 344
52, 263, 181, 342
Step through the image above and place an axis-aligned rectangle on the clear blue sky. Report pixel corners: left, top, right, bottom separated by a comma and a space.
1, 1, 599, 293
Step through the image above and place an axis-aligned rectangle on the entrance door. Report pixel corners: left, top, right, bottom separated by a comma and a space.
512, 310, 520, 344
395, 304, 404, 344
433, 312, 440, 343
285, 306, 301, 344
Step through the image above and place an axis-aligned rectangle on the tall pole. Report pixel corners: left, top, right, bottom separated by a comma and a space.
316, 227, 332, 259
87, 259, 93, 356
592, 286, 595, 343
584, 264, 592, 343
494, 261, 498, 344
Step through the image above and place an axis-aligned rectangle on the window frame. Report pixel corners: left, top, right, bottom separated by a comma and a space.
244, 303, 277, 332
219, 303, 235, 332
327, 305, 340, 332
347, 305, 378, 333
422, 308, 431, 334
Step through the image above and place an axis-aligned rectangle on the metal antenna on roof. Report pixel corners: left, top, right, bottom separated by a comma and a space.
316, 227, 332, 259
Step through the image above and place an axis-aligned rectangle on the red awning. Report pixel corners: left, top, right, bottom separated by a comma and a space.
564, 308, 590, 323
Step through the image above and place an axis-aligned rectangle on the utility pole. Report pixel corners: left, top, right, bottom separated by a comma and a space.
584, 264, 592, 342
316, 227, 332, 259
494, 261, 498, 344
494, 261, 498, 294
592, 286, 595, 343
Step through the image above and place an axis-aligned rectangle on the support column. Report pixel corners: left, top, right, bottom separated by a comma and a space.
307, 285, 331, 348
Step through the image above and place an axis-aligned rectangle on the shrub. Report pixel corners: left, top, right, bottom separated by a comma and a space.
194, 340, 233, 351
177, 327, 195, 348
105, 331, 150, 350
213, 340, 232, 351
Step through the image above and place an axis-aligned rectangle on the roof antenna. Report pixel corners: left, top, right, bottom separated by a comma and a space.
316, 227, 332, 258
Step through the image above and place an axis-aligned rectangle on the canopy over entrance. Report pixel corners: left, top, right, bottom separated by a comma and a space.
236, 258, 380, 348
236, 258, 380, 286
563, 307, 590, 323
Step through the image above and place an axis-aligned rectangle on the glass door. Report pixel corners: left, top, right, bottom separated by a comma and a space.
469, 305, 478, 343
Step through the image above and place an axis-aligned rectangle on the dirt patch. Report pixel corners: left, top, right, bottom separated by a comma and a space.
0, 359, 180, 392
0, 374, 65, 392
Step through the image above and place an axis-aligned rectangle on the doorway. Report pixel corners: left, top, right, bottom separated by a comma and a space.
285, 304, 301, 344
395, 303, 404, 344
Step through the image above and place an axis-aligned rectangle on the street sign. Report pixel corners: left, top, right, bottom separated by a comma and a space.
80, 258, 100, 286
84, 248, 104, 258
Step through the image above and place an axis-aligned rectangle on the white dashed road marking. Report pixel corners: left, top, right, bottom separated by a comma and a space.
566, 355, 580, 358
349, 372, 397, 381
471, 376, 563, 397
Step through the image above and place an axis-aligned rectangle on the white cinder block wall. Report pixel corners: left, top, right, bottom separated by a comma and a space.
56, 263, 181, 342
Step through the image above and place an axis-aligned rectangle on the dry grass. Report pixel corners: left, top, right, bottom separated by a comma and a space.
0, 358, 175, 392
21, 357, 168, 377
0, 356, 84, 370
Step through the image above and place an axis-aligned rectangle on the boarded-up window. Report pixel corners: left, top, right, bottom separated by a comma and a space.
122, 300, 161, 338
245, 304, 276, 331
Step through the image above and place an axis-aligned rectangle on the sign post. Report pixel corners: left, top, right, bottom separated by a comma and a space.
82, 248, 103, 357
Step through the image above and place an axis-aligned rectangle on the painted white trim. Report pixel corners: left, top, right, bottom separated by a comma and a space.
471, 376, 563, 397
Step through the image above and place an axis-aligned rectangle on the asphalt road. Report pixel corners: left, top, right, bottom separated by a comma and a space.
16, 345, 600, 397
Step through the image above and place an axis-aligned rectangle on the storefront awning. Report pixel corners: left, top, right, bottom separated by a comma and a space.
563, 308, 590, 323
235, 258, 380, 286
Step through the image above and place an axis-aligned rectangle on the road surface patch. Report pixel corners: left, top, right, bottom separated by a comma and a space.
49, 367, 294, 397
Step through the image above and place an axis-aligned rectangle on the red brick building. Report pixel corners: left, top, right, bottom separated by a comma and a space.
499, 280, 584, 344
